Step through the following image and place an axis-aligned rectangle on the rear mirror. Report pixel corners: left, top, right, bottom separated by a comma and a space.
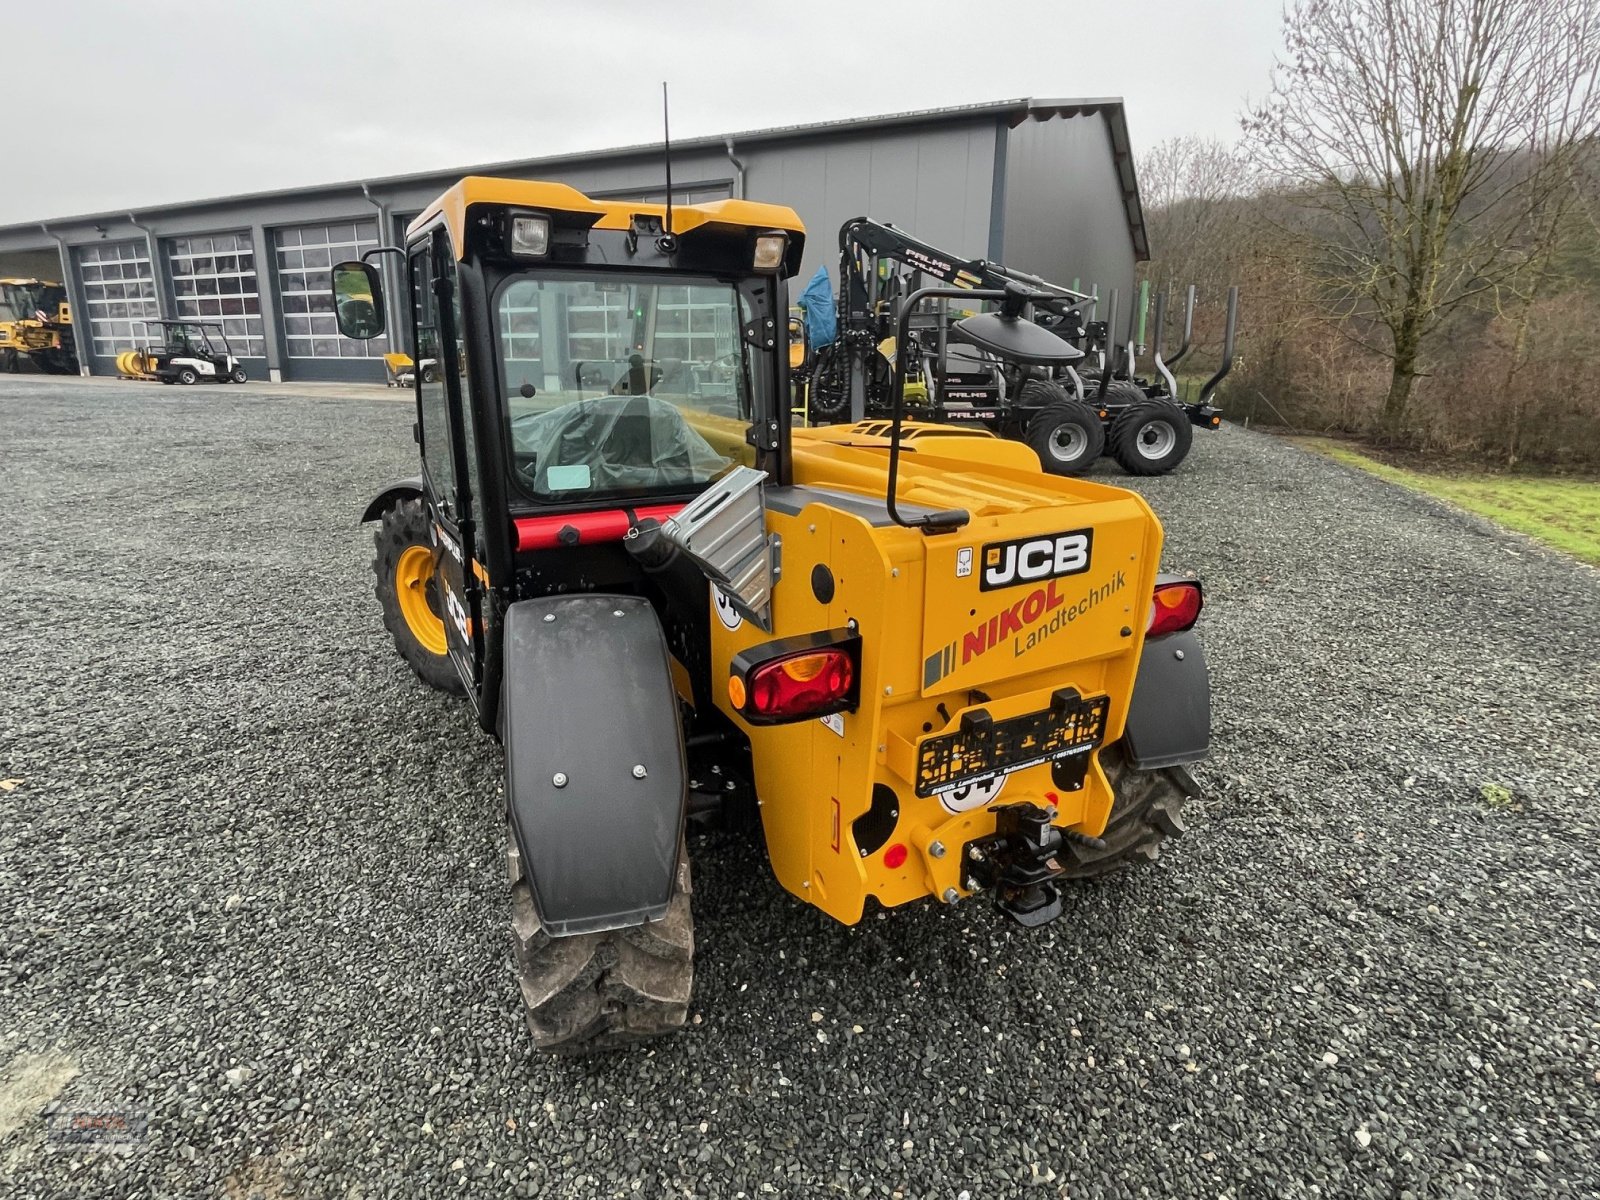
332, 260, 385, 339
787, 313, 809, 372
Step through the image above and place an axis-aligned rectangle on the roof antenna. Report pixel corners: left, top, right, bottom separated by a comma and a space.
659, 81, 677, 253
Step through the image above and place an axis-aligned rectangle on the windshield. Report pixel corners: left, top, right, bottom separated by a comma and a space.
497, 272, 756, 501
2, 283, 49, 321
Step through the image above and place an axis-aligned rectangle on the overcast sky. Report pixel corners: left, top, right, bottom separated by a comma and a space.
2, 0, 1286, 226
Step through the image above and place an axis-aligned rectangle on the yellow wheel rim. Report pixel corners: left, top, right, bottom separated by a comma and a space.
395, 544, 449, 656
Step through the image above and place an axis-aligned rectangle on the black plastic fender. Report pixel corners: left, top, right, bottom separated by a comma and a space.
1123, 630, 1210, 770
502, 595, 688, 936
359, 477, 425, 524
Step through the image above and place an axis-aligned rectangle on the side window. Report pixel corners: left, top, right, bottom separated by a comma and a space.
442, 240, 480, 513
411, 242, 454, 516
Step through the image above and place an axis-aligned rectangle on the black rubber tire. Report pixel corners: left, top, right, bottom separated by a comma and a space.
30, 349, 76, 375
1060, 740, 1197, 878
420, 363, 439, 384
1025, 400, 1106, 476
176, 367, 199, 386
808, 341, 890, 423
372, 498, 464, 695
509, 824, 693, 1054
1109, 399, 1194, 476
230, 366, 248, 383
1087, 379, 1148, 413
1017, 377, 1071, 412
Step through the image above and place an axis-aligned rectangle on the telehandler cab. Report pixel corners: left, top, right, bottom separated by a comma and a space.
336, 177, 1211, 1054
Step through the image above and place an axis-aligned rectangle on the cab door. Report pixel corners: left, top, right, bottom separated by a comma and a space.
409, 227, 484, 699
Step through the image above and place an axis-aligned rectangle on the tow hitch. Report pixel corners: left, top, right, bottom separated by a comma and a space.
963, 802, 1104, 927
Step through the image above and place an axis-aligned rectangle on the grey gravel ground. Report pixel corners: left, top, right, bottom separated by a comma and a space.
1, 377, 1597, 1200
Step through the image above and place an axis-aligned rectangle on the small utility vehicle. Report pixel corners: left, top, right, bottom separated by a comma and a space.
335, 177, 1211, 1054
131, 319, 249, 384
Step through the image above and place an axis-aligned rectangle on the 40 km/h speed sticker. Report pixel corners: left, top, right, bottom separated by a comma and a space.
712, 585, 743, 630
940, 771, 1007, 814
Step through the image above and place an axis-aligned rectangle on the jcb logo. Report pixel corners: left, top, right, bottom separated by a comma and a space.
979, 528, 1093, 592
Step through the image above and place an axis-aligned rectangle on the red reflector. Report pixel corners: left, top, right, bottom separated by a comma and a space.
748, 648, 855, 720
883, 843, 908, 869
1148, 582, 1202, 636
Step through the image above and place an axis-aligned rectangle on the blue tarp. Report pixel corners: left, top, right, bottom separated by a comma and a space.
796, 265, 836, 349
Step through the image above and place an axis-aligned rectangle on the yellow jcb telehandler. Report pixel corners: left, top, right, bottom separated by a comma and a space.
332, 177, 1210, 1054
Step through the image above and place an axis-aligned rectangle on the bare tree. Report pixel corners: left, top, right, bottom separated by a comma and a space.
1139, 136, 1259, 294
1243, 0, 1600, 438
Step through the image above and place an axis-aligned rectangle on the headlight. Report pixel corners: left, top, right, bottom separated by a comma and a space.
510, 214, 551, 257
752, 232, 787, 271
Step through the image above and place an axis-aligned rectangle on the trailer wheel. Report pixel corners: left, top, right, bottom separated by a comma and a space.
1061, 740, 1197, 877
1025, 400, 1105, 476
1109, 399, 1193, 475
509, 824, 693, 1054
372, 497, 463, 695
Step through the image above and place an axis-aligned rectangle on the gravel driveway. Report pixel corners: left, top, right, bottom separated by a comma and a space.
2, 378, 1596, 1199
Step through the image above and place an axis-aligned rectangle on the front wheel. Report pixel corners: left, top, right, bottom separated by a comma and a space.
1109, 399, 1194, 476
372, 497, 464, 694
1061, 741, 1197, 877
509, 824, 693, 1053
230, 366, 248, 383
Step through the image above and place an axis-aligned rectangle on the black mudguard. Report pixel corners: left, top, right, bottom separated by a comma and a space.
360, 477, 425, 524
1123, 630, 1210, 770
502, 595, 687, 936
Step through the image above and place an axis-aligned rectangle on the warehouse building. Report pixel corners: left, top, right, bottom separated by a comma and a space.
0, 98, 1148, 384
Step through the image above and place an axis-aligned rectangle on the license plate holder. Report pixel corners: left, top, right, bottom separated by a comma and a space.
915, 688, 1109, 798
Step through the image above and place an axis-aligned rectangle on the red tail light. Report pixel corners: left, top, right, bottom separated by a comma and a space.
729, 629, 861, 726
1148, 580, 1203, 636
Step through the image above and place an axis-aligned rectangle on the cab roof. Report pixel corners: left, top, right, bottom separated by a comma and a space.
410, 177, 806, 264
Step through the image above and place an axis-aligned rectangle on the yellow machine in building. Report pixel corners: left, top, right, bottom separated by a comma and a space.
0, 278, 76, 374
332, 177, 1210, 1054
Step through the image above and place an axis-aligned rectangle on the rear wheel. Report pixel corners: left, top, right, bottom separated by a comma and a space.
1025, 398, 1105, 476
1109, 399, 1194, 476
509, 824, 693, 1054
176, 366, 199, 386
1061, 740, 1197, 877
372, 497, 463, 694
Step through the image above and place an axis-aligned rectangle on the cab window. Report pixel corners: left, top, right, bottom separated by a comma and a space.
496, 271, 756, 502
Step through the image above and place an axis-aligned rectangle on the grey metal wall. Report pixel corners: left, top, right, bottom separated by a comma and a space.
0, 249, 61, 278
0, 108, 1142, 382
998, 113, 1137, 322
741, 118, 1000, 287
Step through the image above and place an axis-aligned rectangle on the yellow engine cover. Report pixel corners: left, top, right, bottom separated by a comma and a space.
711, 429, 1163, 925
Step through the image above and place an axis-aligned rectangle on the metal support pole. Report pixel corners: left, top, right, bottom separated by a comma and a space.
41, 223, 92, 376
250, 223, 285, 382
1097, 288, 1118, 400
126, 212, 170, 322
1167, 284, 1197, 368
1197, 286, 1239, 408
